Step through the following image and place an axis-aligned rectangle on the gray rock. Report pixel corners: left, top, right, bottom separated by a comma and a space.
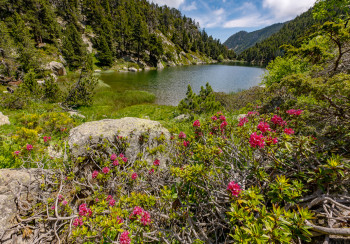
157, 62, 164, 70
0, 112, 10, 126
82, 34, 93, 53
174, 114, 190, 121
128, 67, 138, 72
0, 169, 42, 243
59, 55, 67, 66
68, 111, 86, 119
94, 69, 102, 73
68, 118, 171, 166
43, 61, 67, 76
166, 61, 176, 67
37, 80, 45, 85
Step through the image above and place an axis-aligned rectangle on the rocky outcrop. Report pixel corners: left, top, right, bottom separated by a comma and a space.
42, 61, 67, 76
128, 67, 138, 72
0, 169, 43, 243
157, 62, 164, 70
68, 118, 171, 167
0, 112, 10, 126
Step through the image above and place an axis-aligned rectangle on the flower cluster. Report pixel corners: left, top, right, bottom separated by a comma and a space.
257, 122, 271, 133
73, 217, 83, 227
43, 136, 51, 143
102, 167, 110, 174
120, 231, 131, 244
78, 203, 92, 217
284, 128, 295, 135
238, 117, 248, 127
249, 132, 265, 148
26, 144, 33, 151
153, 159, 160, 166
129, 206, 151, 226
193, 120, 201, 127
247, 111, 259, 117
92, 170, 99, 179
286, 109, 303, 116
178, 131, 186, 139
131, 172, 138, 180
271, 115, 286, 127
227, 181, 242, 197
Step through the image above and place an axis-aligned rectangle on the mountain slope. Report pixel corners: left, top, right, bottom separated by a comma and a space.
238, 8, 318, 64
224, 23, 285, 54
0, 0, 235, 78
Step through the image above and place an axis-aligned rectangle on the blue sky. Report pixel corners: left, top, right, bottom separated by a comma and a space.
150, 0, 317, 42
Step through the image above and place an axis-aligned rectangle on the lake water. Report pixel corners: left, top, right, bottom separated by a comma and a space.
98, 63, 266, 106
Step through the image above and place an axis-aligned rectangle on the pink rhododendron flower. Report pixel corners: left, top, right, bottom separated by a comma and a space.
62, 200, 68, 206
257, 122, 271, 133
14, 151, 20, 156
119, 153, 124, 158
43, 136, 51, 143
73, 217, 83, 227
109, 199, 116, 206
247, 111, 259, 117
140, 210, 151, 226
211, 115, 218, 121
193, 120, 201, 127
219, 115, 226, 121
110, 154, 117, 161
102, 167, 110, 174
51, 205, 55, 210
249, 132, 265, 148
238, 117, 248, 127
183, 141, 190, 147
265, 136, 278, 145
149, 168, 155, 174
120, 231, 131, 244
131, 173, 138, 180
178, 131, 186, 139
122, 157, 128, 162
271, 115, 286, 126
153, 159, 160, 166
286, 109, 303, 116
95, 198, 99, 202
92, 170, 99, 179
58, 195, 63, 202
26, 144, 33, 151
284, 128, 295, 135
107, 195, 113, 201
220, 121, 228, 129
113, 160, 119, 166
129, 206, 151, 226
227, 181, 242, 196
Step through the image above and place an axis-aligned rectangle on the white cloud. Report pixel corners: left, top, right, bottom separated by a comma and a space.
263, 0, 317, 19
150, 0, 185, 8
181, 1, 197, 11
223, 15, 273, 28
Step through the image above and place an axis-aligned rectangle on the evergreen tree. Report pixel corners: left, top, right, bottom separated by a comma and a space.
62, 23, 87, 69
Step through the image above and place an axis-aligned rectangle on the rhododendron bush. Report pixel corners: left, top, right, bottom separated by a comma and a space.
4, 109, 349, 243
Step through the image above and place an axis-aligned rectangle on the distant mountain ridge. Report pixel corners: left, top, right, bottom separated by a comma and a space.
224, 23, 285, 54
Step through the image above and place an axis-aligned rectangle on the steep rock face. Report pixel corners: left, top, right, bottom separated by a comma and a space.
0, 112, 10, 126
68, 117, 171, 167
0, 169, 43, 243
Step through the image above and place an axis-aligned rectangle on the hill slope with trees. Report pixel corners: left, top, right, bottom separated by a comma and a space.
238, 8, 318, 64
224, 22, 285, 54
0, 0, 235, 79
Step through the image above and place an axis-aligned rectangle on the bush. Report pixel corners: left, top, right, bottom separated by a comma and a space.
178, 83, 222, 115
5, 110, 348, 243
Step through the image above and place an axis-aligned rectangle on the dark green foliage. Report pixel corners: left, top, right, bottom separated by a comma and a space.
97, 35, 114, 67
224, 23, 285, 54
23, 71, 40, 96
62, 75, 98, 108
62, 23, 87, 69
43, 77, 61, 103
178, 83, 222, 115
239, 9, 318, 64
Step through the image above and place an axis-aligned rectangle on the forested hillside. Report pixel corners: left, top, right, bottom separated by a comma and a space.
239, 8, 317, 64
0, 0, 235, 79
224, 22, 285, 54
